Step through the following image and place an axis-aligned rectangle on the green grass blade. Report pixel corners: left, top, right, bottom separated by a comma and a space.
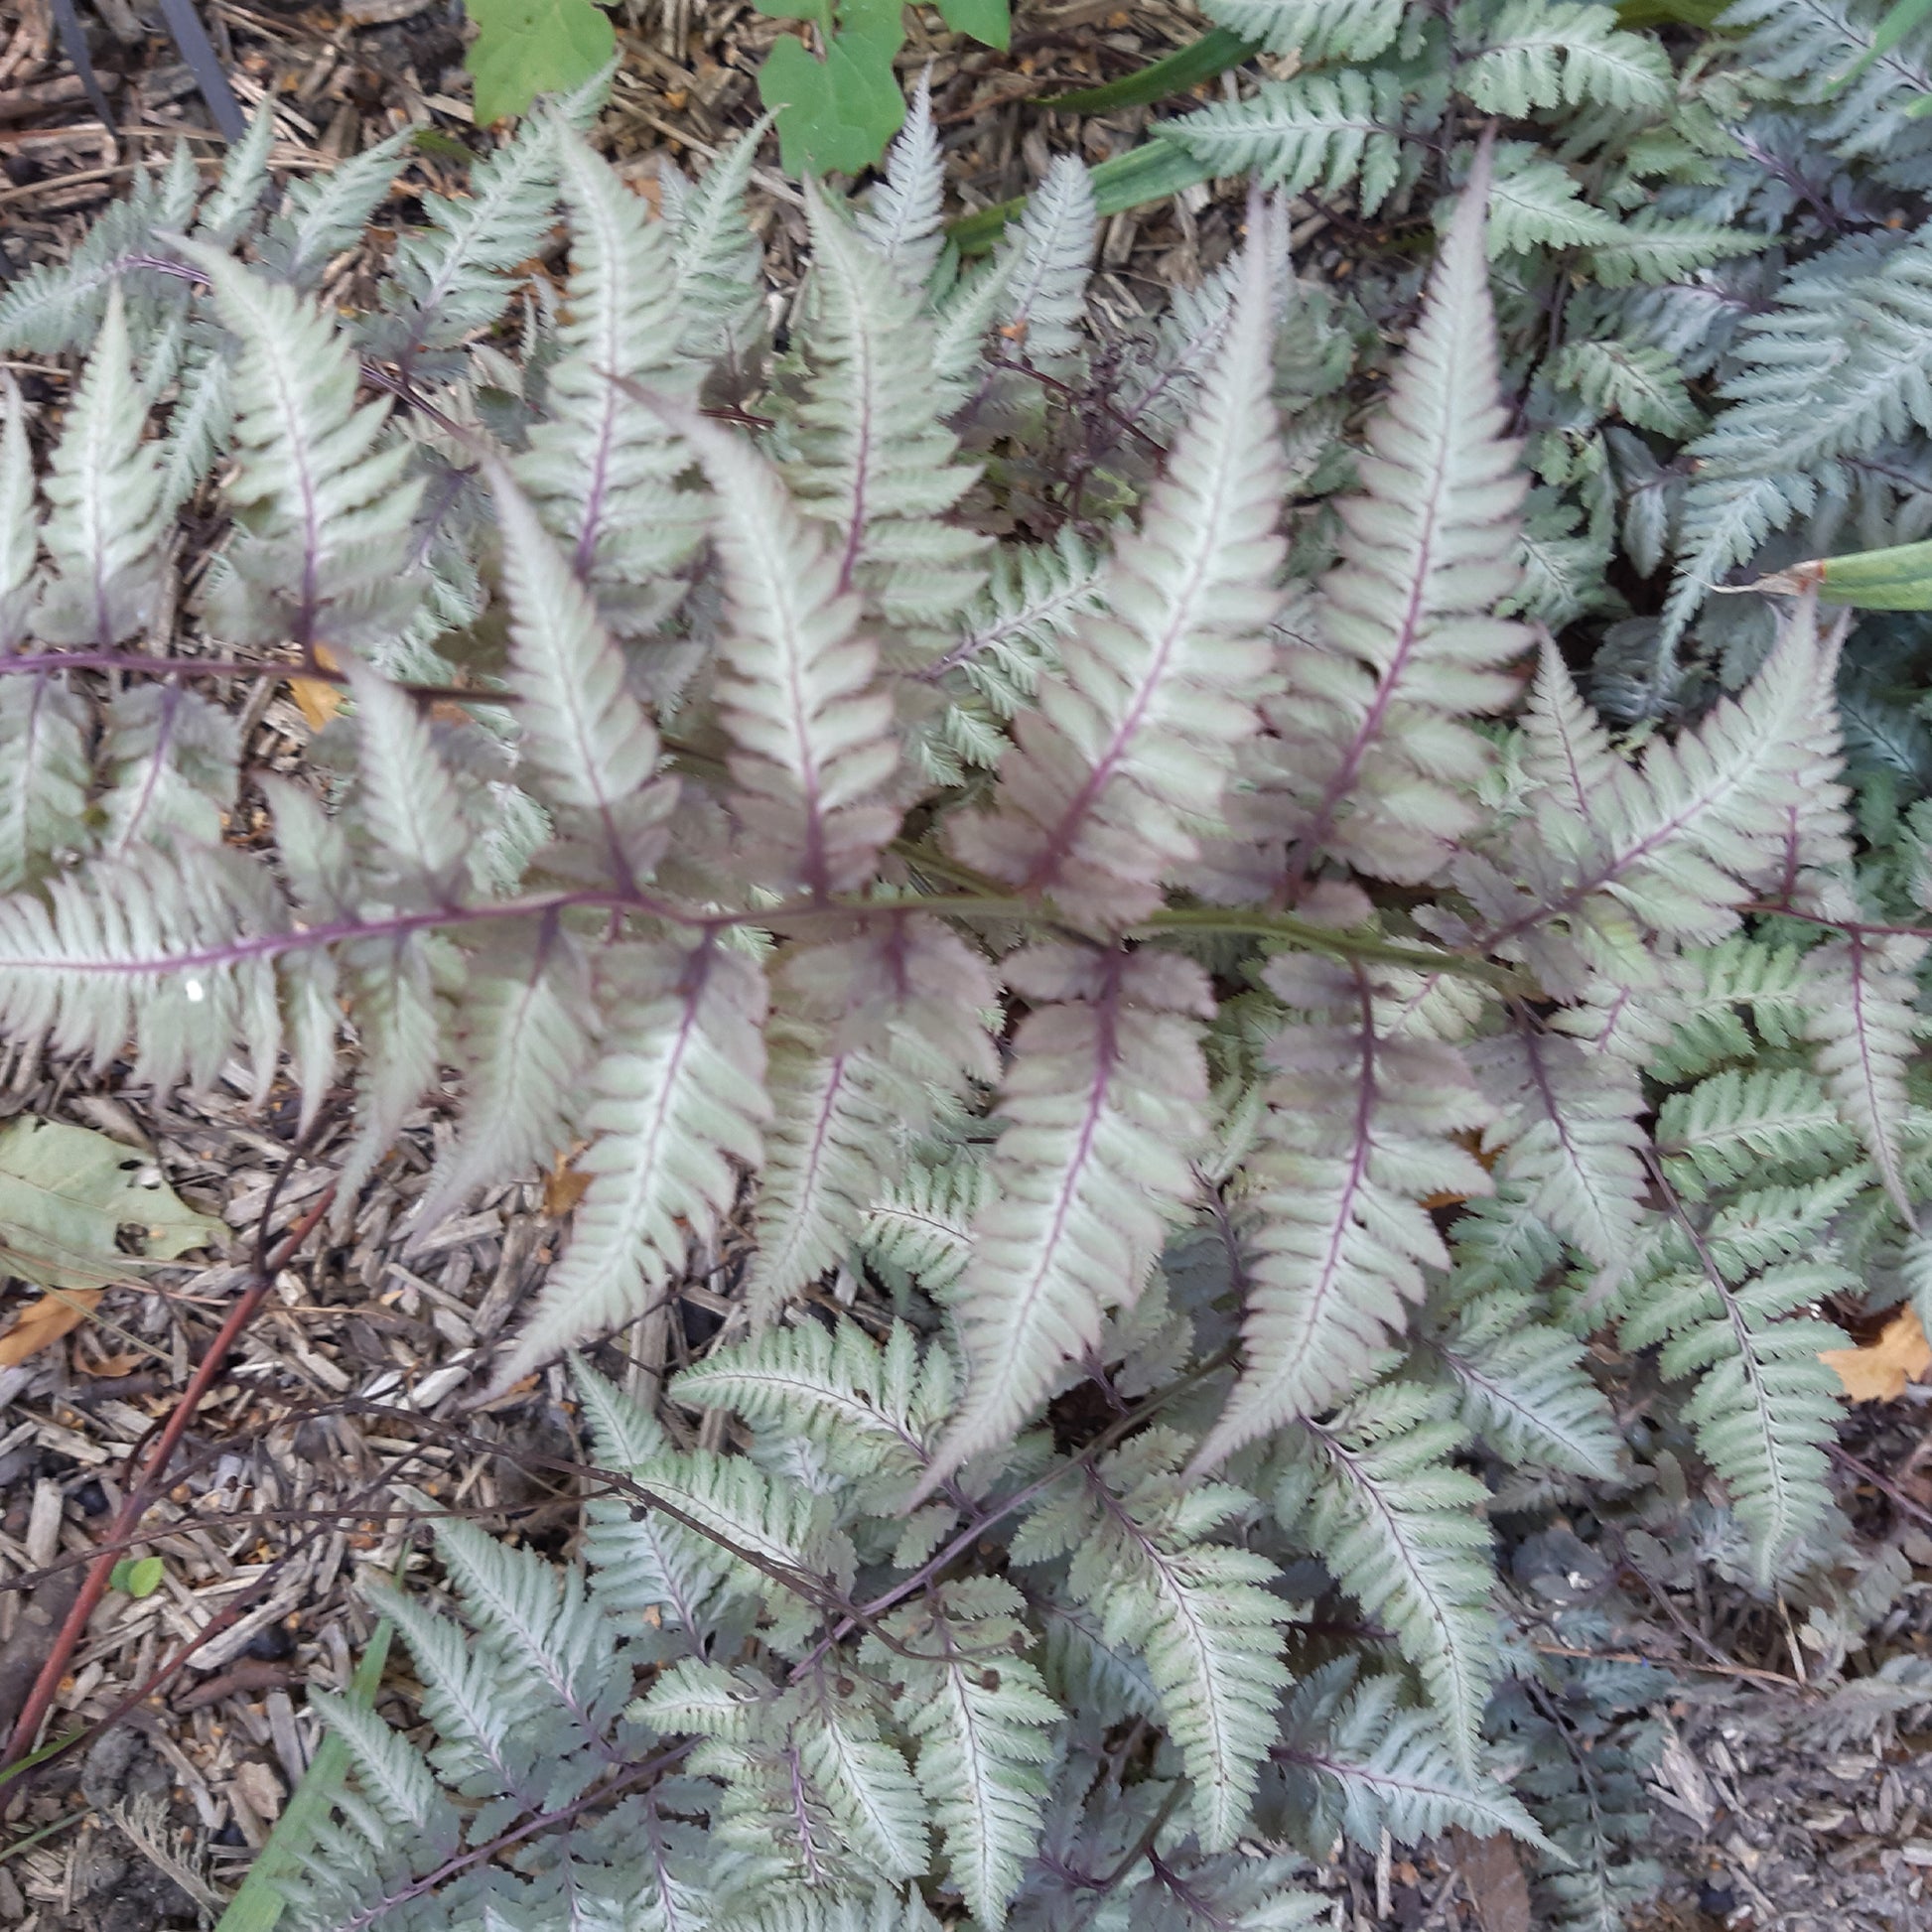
1035, 28, 1258, 114
212, 1618, 395, 1932
1824, 0, 1932, 94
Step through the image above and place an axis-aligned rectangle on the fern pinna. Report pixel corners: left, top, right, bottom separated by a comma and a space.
0, 69, 1919, 1932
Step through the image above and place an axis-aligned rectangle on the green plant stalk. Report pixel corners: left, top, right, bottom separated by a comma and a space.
1035, 27, 1258, 114
1747, 538, 1932, 610
213, 1617, 395, 1932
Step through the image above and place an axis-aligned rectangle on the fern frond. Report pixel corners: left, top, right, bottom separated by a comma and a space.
1168, 69, 1417, 215
675, 410, 900, 898
866, 1577, 1061, 1925
1487, 603, 1844, 964
919, 947, 1211, 1492
859, 1156, 987, 1296
342, 661, 472, 893
1194, 953, 1492, 1469
335, 931, 442, 1209
0, 377, 34, 648
34, 288, 168, 647
259, 127, 414, 288
1655, 1063, 1855, 1198
156, 332, 233, 515
667, 123, 767, 362
1458, 1, 1672, 118
0, 843, 286, 1094
1802, 928, 1923, 1221
97, 685, 239, 856
487, 463, 674, 890
671, 1316, 952, 1498
940, 526, 1104, 718
749, 1036, 905, 1311
748, 918, 998, 1312
948, 232, 1284, 924
1474, 1019, 1648, 1279
516, 128, 706, 627
576, 1361, 746, 1653
1421, 1288, 1621, 1479
1275, 1383, 1497, 1773
1272, 1661, 1550, 1853
1612, 1199, 1851, 1584
791, 1674, 932, 1882
1200, 0, 1403, 61
1257, 146, 1526, 888
730, 1884, 943, 1932
363, 112, 560, 368
183, 244, 423, 652
0, 676, 92, 893
856, 75, 946, 288
627, 1446, 857, 1646
790, 189, 987, 642
411, 927, 596, 1240
495, 936, 768, 1384
1016, 1429, 1289, 1851
997, 157, 1096, 365
0, 150, 199, 353
191, 102, 276, 245
1550, 340, 1701, 438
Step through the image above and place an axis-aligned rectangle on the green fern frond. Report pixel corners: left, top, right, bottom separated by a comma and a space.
1169, 68, 1418, 214
1272, 1660, 1551, 1854
1015, 1428, 1290, 1851
1458, 1, 1672, 117
865, 1577, 1062, 1925
1276, 1383, 1497, 1773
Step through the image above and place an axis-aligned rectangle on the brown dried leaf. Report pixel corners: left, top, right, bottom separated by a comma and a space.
543, 1146, 590, 1218
1450, 1825, 1532, 1932
0, 1287, 103, 1367
1821, 1308, 1932, 1403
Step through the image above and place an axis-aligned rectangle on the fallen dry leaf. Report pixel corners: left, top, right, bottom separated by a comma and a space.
289, 643, 345, 731
1450, 1825, 1532, 1932
1821, 1307, 1932, 1403
543, 1146, 591, 1217
0, 1287, 103, 1367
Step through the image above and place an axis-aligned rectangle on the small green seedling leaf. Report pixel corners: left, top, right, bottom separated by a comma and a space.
110, 1557, 165, 1598
936, 0, 1010, 49
465, 0, 615, 126
756, 0, 907, 175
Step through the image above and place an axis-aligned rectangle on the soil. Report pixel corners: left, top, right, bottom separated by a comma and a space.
2, 4, 1932, 1929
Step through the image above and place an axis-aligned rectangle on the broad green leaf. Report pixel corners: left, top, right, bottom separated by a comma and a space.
465, 0, 615, 125
0, 1117, 222, 1291
758, 0, 907, 175
936, 0, 1010, 49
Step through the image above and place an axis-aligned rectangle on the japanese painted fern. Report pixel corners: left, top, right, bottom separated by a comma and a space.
0, 65, 1919, 1932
